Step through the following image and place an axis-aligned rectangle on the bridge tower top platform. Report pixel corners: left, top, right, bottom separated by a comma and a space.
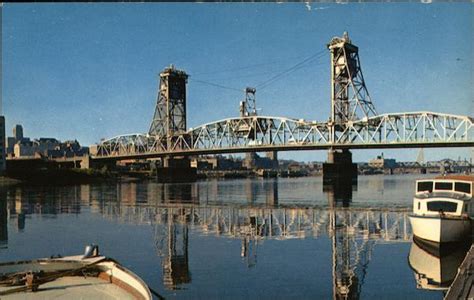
328, 32, 377, 130
149, 65, 189, 140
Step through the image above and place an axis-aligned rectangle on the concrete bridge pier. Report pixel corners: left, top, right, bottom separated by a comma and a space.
156, 156, 197, 183
323, 149, 358, 185
80, 155, 116, 171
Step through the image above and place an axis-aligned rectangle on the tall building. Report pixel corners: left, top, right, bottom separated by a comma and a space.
13, 124, 23, 141
6, 124, 28, 155
0, 117, 5, 174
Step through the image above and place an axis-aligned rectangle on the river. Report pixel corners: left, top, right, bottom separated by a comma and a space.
0, 175, 469, 299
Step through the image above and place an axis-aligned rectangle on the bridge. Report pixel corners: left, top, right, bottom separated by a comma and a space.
90, 32, 473, 182
92, 32, 473, 161
93, 111, 473, 160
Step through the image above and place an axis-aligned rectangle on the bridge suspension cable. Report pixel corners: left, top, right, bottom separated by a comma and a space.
192, 52, 327, 77
191, 48, 327, 93
256, 48, 327, 90
189, 78, 244, 93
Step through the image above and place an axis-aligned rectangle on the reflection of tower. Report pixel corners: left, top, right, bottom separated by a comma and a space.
330, 210, 374, 300
241, 235, 257, 268
324, 183, 355, 208
0, 190, 7, 248
119, 183, 137, 204
161, 211, 191, 290
14, 189, 25, 231
245, 179, 257, 204
265, 179, 279, 206
164, 183, 198, 204
80, 185, 91, 207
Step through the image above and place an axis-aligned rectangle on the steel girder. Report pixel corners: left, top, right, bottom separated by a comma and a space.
94, 111, 473, 159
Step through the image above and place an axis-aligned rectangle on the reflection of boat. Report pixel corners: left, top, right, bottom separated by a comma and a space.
408, 237, 470, 291
0, 245, 152, 299
409, 176, 473, 243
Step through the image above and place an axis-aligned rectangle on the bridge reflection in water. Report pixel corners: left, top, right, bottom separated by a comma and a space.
4, 180, 412, 298
94, 181, 410, 297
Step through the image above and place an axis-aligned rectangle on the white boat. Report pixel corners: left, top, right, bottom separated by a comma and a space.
409, 175, 473, 243
0, 245, 153, 299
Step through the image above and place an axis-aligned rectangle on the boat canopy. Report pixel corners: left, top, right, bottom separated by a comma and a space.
416, 177, 473, 197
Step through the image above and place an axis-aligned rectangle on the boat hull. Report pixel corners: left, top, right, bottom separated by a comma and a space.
0, 256, 152, 300
409, 214, 471, 243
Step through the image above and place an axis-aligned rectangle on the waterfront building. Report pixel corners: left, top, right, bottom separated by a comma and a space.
191, 155, 242, 170
7, 124, 89, 159
368, 153, 397, 169
13, 138, 89, 158
243, 152, 278, 170
13, 138, 59, 157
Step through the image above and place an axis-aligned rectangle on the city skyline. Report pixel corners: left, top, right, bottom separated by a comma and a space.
2, 3, 473, 162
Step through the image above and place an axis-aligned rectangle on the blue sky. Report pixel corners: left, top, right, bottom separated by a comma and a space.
2, 3, 473, 162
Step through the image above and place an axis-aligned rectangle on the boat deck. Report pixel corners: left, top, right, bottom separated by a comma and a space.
0, 276, 135, 299
445, 244, 474, 300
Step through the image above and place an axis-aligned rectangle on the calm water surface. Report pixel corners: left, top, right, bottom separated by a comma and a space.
0, 175, 468, 299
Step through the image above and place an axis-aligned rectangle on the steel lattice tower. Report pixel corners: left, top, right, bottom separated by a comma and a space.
149, 65, 189, 140
328, 32, 377, 137
239, 87, 257, 117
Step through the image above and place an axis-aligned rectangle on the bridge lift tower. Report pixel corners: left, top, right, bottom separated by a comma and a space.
149, 65, 196, 181
149, 65, 188, 143
240, 88, 278, 170
324, 32, 377, 184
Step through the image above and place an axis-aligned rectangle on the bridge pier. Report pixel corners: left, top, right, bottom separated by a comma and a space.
323, 149, 358, 185
156, 157, 197, 183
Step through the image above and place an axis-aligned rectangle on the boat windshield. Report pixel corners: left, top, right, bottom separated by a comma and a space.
417, 181, 433, 193
435, 182, 453, 190
426, 201, 458, 213
455, 182, 471, 194
417, 180, 472, 196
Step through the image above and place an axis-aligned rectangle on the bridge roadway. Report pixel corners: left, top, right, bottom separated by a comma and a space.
93, 111, 474, 161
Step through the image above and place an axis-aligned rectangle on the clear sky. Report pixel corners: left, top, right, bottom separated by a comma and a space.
2, 3, 473, 162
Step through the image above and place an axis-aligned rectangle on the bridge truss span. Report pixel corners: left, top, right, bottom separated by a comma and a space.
93, 111, 473, 159
339, 111, 474, 147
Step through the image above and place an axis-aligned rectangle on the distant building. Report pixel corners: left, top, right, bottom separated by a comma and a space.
0, 117, 5, 174
6, 124, 88, 159
243, 152, 278, 170
13, 125, 23, 141
14, 138, 88, 159
6, 124, 31, 155
14, 138, 59, 158
368, 153, 397, 169
47, 140, 89, 158
191, 155, 242, 170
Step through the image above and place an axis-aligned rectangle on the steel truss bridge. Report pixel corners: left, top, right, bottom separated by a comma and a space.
95, 112, 473, 160
93, 33, 473, 161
